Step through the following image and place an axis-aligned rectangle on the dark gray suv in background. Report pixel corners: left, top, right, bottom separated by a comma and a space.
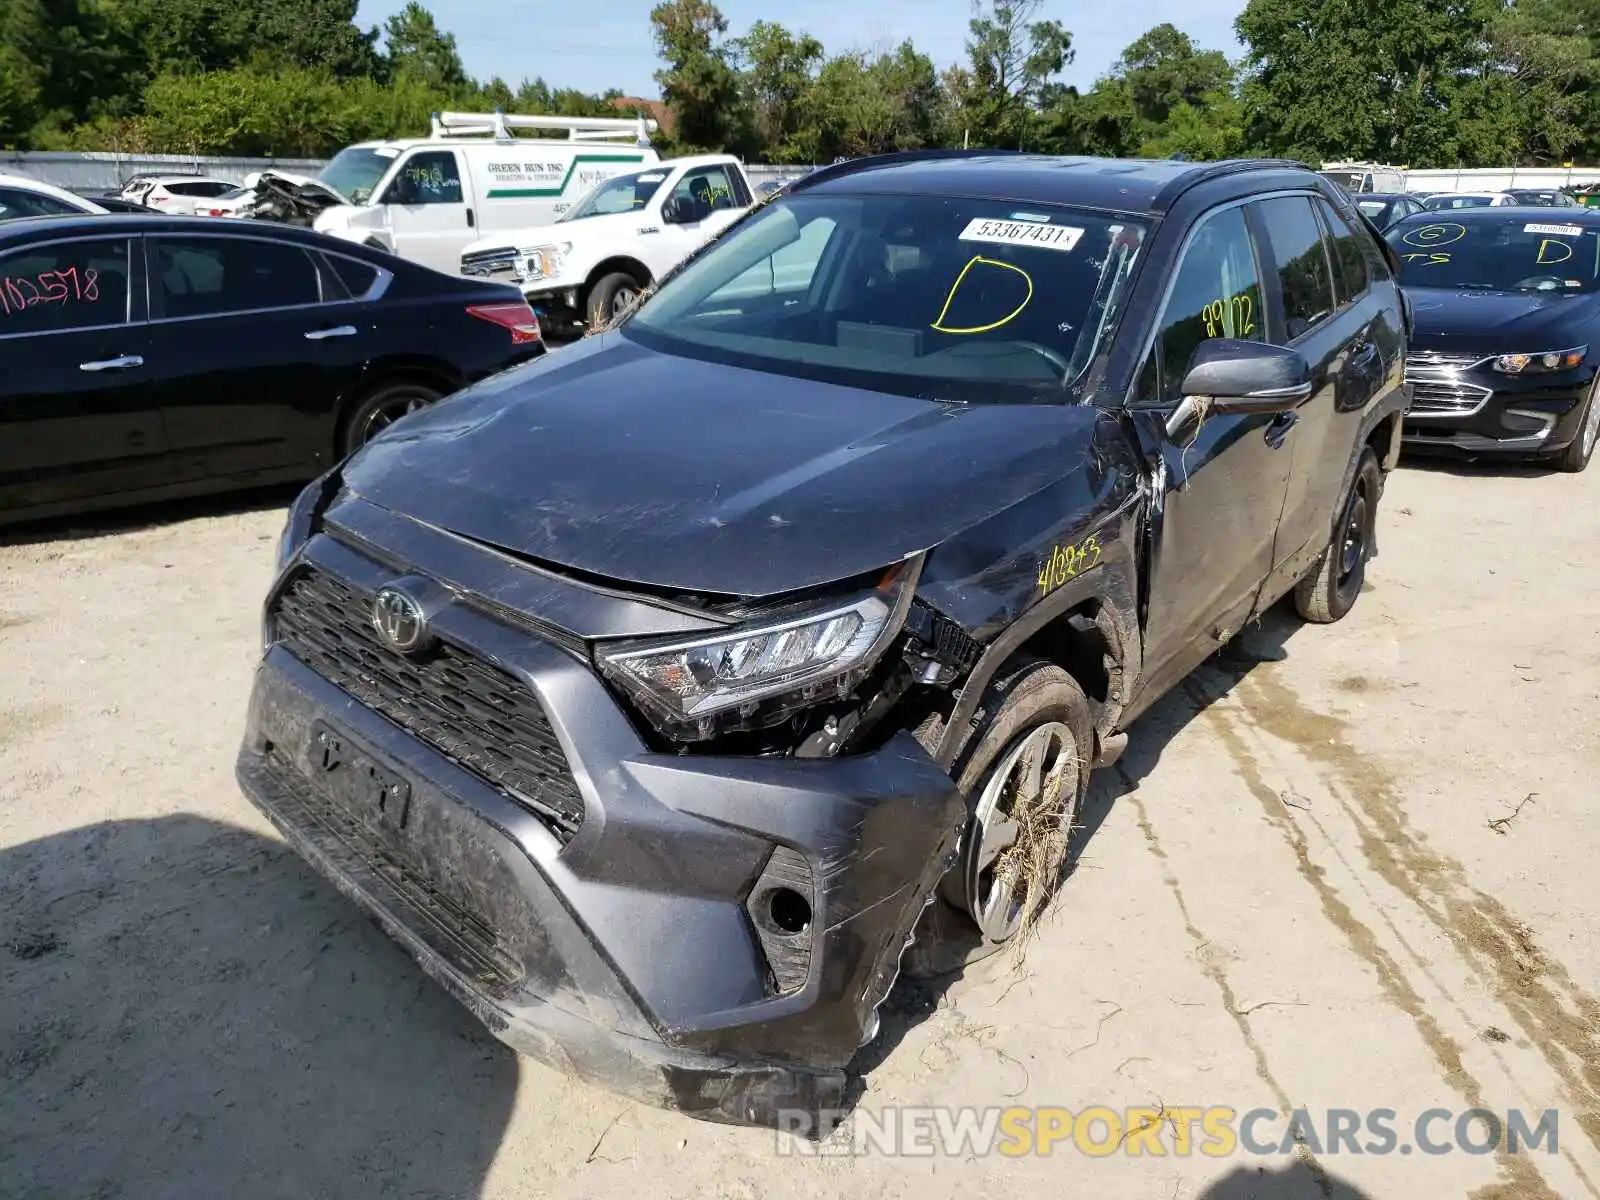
239, 151, 1408, 1129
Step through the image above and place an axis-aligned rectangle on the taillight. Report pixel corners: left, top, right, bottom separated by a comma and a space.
466, 300, 541, 345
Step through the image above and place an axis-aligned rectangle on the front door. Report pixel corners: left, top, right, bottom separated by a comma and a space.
1128, 203, 1296, 702
0, 233, 163, 518
652, 164, 748, 277
144, 232, 365, 479
381, 149, 474, 273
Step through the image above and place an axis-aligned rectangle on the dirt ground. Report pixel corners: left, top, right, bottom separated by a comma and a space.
3, 455, 1598, 1200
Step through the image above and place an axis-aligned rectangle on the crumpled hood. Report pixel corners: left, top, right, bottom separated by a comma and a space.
338, 335, 1114, 598
1407, 287, 1600, 352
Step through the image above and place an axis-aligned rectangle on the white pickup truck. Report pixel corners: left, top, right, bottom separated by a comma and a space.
459, 154, 757, 335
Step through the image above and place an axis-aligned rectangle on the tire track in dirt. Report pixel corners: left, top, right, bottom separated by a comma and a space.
1204, 666, 1600, 1200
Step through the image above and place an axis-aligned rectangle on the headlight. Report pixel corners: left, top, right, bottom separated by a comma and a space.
1492, 346, 1586, 374
517, 242, 571, 280
597, 558, 921, 740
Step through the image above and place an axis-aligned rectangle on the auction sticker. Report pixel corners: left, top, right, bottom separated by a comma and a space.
959, 217, 1084, 252
1524, 223, 1584, 237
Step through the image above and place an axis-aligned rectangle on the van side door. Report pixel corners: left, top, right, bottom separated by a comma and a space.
380, 149, 474, 273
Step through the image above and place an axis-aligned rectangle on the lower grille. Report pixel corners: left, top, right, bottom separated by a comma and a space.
251, 755, 524, 992
271, 567, 586, 837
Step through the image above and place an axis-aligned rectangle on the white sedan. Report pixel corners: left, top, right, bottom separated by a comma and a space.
0, 172, 108, 221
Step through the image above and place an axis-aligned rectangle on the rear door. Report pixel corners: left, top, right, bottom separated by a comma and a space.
381, 149, 475, 272
144, 231, 370, 478
1129, 203, 1295, 695
0, 233, 161, 516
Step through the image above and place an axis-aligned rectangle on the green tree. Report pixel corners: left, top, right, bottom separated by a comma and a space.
650, 0, 744, 152
948, 0, 1073, 149
733, 21, 824, 163
1235, 0, 1525, 167
811, 41, 944, 159
382, 1, 468, 93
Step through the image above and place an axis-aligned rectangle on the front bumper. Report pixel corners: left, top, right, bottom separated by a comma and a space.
1402, 366, 1594, 458
235, 531, 964, 1127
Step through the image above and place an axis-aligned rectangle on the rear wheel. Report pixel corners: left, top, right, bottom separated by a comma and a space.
339, 380, 444, 454
585, 271, 645, 331
1294, 446, 1381, 624
902, 661, 1092, 979
1556, 380, 1600, 473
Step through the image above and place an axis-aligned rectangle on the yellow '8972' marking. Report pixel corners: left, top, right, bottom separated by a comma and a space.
1038, 534, 1103, 594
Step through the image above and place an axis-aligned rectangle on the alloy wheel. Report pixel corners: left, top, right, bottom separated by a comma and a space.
358, 394, 431, 446
961, 720, 1080, 944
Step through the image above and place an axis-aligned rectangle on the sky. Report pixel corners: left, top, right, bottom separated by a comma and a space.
355, 0, 1249, 97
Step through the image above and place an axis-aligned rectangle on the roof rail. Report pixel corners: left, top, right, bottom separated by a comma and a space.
428, 110, 658, 146
785, 148, 1024, 195
1148, 157, 1314, 212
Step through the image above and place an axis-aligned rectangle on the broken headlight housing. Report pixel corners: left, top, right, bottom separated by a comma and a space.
597, 557, 922, 742
1491, 346, 1587, 374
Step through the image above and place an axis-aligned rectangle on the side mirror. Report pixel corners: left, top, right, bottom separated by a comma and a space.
1165, 340, 1313, 443
661, 197, 686, 224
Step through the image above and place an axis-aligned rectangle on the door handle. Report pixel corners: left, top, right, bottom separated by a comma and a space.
466, 207, 475, 228
79, 355, 144, 372
304, 325, 357, 340
1264, 411, 1298, 448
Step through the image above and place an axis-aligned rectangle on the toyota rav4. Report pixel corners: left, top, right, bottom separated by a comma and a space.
238, 151, 1409, 1130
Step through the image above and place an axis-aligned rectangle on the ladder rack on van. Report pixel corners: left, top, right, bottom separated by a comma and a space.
429, 111, 658, 145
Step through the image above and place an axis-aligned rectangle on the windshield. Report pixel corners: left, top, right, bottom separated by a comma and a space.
625, 192, 1149, 404
1387, 216, 1600, 293
316, 147, 395, 205
560, 168, 669, 222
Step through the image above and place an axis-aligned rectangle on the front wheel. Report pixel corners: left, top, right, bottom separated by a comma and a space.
1555, 380, 1600, 473
585, 272, 645, 331
901, 661, 1092, 979
1294, 446, 1381, 624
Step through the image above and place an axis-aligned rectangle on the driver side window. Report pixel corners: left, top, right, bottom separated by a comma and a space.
384, 151, 462, 206
1138, 206, 1265, 406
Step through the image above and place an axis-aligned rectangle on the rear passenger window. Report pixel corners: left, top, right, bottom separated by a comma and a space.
1142, 205, 1265, 405
1319, 201, 1371, 304
0, 238, 132, 335
1256, 196, 1336, 339
153, 236, 321, 318
324, 254, 380, 298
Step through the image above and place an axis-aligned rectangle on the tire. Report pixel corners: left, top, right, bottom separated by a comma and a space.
901, 660, 1094, 979
338, 380, 445, 455
1555, 380, 1600, 473
585, 271, 645, 331
1294, 446, 1382, 624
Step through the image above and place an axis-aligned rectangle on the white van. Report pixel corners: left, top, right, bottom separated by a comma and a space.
310, 111, 661, 273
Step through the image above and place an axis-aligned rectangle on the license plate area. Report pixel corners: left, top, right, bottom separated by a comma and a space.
309, 720, 411, 833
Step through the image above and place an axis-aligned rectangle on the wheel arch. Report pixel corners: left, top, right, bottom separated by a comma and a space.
331, 360, 464, 456
583, 256, 653, 298
932, 563, 1142, 775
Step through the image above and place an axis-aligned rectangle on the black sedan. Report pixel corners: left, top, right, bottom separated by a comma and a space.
1386, 207, 1600, 471
0, 214, 543, 525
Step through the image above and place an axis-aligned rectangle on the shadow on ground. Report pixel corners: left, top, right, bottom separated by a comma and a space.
0, 483, 302, 548
1198, 1160, 1374, 1199
853, 602, 1308, 1098
1396, 449, 1562, 480
0, 815, 516, 1198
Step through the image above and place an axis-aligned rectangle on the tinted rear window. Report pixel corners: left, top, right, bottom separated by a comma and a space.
325, 254, 380, 297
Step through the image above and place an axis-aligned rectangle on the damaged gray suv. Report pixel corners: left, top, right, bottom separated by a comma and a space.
238, 151, 1409, 1128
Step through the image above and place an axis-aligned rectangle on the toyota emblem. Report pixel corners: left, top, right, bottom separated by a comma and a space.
372, 587, 429, 656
